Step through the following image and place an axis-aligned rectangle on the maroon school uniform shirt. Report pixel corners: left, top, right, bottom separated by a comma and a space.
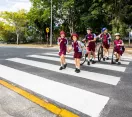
114, 39, 124, 55
72, 41, 82, 58
114, 39, 123, 49
85, 33, 96, 52
85, 33, 96, 48
72, 41, 82, 53
58, 37, 68, 55
99, 33, 111, 49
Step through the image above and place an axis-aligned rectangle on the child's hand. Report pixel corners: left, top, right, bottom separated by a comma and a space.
68, 47, 72, 52
88, 40, 91, 43
60, 40, 63, 43
67, 50, 70, 53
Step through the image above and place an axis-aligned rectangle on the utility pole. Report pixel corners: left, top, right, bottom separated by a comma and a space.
50, 0, 53, 46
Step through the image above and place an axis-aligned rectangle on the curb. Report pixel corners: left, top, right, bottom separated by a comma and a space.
0, 80, 79, 117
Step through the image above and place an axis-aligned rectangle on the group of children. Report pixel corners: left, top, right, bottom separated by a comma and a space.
58, 28, 125, 73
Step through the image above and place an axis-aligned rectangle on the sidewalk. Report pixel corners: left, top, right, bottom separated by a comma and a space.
0, 44, 58, 49
0, 84, 56, 117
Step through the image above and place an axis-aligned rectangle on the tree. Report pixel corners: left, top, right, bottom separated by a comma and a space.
28, 0, 132, 42
1, 9, 28, 44
102, 0, 132, 35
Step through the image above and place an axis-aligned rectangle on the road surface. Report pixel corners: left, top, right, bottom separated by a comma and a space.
0, 46, 132, 117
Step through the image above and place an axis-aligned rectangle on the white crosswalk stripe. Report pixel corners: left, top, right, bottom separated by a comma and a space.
7, 58, 120, 85
0, 64, 109, 117
0, 52, 131, 117
43, 53, 130, 65
27, 54, 127, 72
50, 51, 132, 61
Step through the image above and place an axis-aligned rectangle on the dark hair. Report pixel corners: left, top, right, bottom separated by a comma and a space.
87, 27, 92, 31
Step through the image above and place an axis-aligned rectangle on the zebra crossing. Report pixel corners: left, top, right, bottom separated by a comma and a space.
0, 51, 131, 117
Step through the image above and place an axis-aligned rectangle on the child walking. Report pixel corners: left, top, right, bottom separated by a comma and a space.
82, 28, 96, 65
114, 33, 125, 65
58, 31, 68, 70
69, 33, 82, 73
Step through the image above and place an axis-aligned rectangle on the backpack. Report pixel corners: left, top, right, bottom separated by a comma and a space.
72, 41, 84, 52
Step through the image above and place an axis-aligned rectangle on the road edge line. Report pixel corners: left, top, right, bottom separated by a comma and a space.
0, 80, 79, 117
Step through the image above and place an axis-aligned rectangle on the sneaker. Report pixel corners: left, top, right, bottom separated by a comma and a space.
59, 66, 64, 70
106, 57, 109, 60
90, 59, 93, 62
92, 60, 96, 64
75, 68, 80, 73
118, 62, 121, 65
75, 68, 77, 72
64, 63, 67, 69
115, 59, 119, 62
87, 61, 90, 65
103, 58, 105, 61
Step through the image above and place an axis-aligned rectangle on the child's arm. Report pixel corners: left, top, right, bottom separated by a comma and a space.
68, 47, 73, 53
66, 39, 70, 53
68, 42, 73, 53
82, 35, 87, 42
57, 37, 62, 46
117, 41, 124, 46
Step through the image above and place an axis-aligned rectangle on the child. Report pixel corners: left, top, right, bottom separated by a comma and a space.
58, 31, 68, 70
98, 27, 112, 61
114, 33, 125, 65
69, 33, 82, 73
83, 28, 96, 65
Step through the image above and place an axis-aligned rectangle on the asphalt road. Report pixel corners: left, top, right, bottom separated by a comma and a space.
0, 46, 132, 117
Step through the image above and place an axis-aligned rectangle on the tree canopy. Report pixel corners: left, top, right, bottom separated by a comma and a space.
0, 0, 131, 44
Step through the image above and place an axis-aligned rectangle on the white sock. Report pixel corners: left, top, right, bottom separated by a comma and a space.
87, 58, 90, 61
77, 67, 80, 69
61, 64, 63, 67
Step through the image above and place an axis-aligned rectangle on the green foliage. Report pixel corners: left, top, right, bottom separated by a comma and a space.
0, 0, 131, 44
0, 9, 28, 44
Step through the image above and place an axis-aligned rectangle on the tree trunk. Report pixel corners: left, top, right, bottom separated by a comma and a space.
69, 20, 74, 35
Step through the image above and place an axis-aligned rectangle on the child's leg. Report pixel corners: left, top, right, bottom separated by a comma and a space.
91, 51, 96, 60
60, 55, 64, 66
117, 53, 120, 60
106, 49, 109, 57
77, 58, 80, 69
88, 51, 91, 61
91, 51, 96, 64
59, 55, 65, 70
74, 58, 77, 68
87, 51, 91, 65
103, 48, 107, 58
62, 54, 66, 64
114, 52, 119, 62
117, 53, 121, 64
114, 52, 117, 58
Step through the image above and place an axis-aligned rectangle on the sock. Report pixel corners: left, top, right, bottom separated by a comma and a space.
87, 58, 90, 61
61, 64, 63, 67
77, 67, 80, 70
